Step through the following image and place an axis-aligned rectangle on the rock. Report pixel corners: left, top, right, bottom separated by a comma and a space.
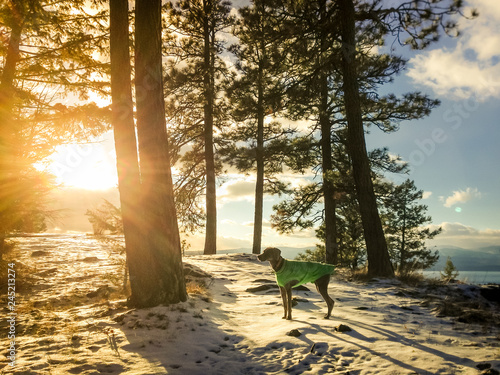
36, 267, 58, 276
481, 369, 500, 375
31, 250, 49, 257
457, 311, 490, 324
355, 306, 369, 310
87, 286, 111, 298
184, 263, 212, 278
477, 363, 492, 371
335, 324, 352, 333
246, 284, 278, 293
294, 297, 309, 303
286, 329, 302, 337
309, 342, 328, 355
480, 285, 500, 304
82, 256, 100, 262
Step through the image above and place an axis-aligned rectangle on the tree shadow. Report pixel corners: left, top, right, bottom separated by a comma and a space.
113, 277, 271, 374
290, 314, 482, 374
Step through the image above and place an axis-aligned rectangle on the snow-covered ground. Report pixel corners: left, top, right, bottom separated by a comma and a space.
1, 235, 499, 374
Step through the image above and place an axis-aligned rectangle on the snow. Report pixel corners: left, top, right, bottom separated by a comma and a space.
1, 235, 499, 374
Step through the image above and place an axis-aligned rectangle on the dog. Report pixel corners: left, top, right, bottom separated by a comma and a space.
257, 247, 335, 320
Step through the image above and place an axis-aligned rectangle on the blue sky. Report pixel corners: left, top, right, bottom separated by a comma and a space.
49, 0, 499, 252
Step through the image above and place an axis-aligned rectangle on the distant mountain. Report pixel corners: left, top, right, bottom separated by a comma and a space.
185, 246, 314, 260
429, 246, 500, 272
186, 245, 500, 272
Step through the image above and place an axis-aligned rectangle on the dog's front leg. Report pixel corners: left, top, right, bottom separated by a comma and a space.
279, 286, 288, 319
285, 284, 293, 320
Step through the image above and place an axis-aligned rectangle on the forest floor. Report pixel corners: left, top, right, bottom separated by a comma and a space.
0, 234, 499, 374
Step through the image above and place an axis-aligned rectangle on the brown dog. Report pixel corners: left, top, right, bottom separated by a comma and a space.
257, 247, 335, 320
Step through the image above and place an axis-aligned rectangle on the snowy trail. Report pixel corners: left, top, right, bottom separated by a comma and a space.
1, 235, 499, 374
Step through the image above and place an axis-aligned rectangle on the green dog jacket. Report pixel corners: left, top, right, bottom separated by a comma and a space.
274, 259, 335, 287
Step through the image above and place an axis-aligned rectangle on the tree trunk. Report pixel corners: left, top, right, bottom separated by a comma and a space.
203, 0, 217, 255
133, 0, 187, 306
109, 0, 148, 304
400, 201, 407, 274
252, 61, 265, 255
0, 0, 23, 260
320, 99, 338, 265
318, 0, 337, 265
338, 0, 394, 277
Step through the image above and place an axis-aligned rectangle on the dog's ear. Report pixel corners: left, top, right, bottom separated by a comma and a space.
267, 247, 281, 259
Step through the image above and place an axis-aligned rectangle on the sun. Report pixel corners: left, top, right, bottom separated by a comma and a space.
47, 134, 118, 190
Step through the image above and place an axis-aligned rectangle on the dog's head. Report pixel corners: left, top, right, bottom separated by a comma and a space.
257, 247, 282, 263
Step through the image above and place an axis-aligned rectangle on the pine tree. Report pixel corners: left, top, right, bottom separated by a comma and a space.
165, 0, 233, 254
0, 0, 109, 258
441, 257, 459, 282
223, 0, 297, 254
336, 0, 473, 277
383, 179, 441, 275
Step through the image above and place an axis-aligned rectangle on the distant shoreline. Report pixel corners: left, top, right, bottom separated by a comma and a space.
7, 233, 500, 278
423, 270, 500, 285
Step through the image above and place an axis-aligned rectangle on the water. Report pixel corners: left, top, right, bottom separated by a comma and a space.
11, 234, 500, 286
423, 270, 500, 285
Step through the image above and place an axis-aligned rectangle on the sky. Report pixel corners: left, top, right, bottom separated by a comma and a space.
47, 0, 500, 252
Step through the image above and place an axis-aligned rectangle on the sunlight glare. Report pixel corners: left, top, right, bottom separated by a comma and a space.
48, 136, 118, 190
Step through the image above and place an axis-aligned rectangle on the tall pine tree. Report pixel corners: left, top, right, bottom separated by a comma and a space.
224, 0, 297, 254
165, 0, 233, 254
336, 0, 472, 276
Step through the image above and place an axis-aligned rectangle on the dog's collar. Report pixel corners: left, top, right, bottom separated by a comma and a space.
274, 258, 285, 273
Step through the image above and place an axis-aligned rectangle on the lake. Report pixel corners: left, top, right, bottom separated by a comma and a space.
423, 270, 500, 285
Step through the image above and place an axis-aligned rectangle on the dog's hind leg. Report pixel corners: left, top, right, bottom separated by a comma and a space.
315, 275, 334, 319
279, 286, 288, 319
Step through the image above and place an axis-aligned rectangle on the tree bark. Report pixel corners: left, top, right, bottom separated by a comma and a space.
338, 0, 394, 277
400, 200, 407, 273
203, 0, 217, 255
133, 0, 187, 306
319, 74, 338, 265
0, 0, 23, 260
109, 0, 148, 304
318, 0, 338, 265
252, 59, 265, 255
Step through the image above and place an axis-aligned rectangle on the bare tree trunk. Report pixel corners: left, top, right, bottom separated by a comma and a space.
252, 61, 265, 255
0, 0, 23, 261
400, 201, 407, 274
338, 0, 394, 277
319, 76, 338, 265
132, 0, 187, 306
317, 0, 337, 265
203, 0, 217, 255
109, 0, 147, 303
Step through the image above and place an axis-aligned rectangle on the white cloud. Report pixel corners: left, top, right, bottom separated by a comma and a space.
407, 0, 500, 100
427, 221, 500, 249
443, 187, 481, 207
422, 191, 433, 199
221, 219, 239, 226
242, 219, 272, 228
217, 178, 255, 204
217, 236, 253, 250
